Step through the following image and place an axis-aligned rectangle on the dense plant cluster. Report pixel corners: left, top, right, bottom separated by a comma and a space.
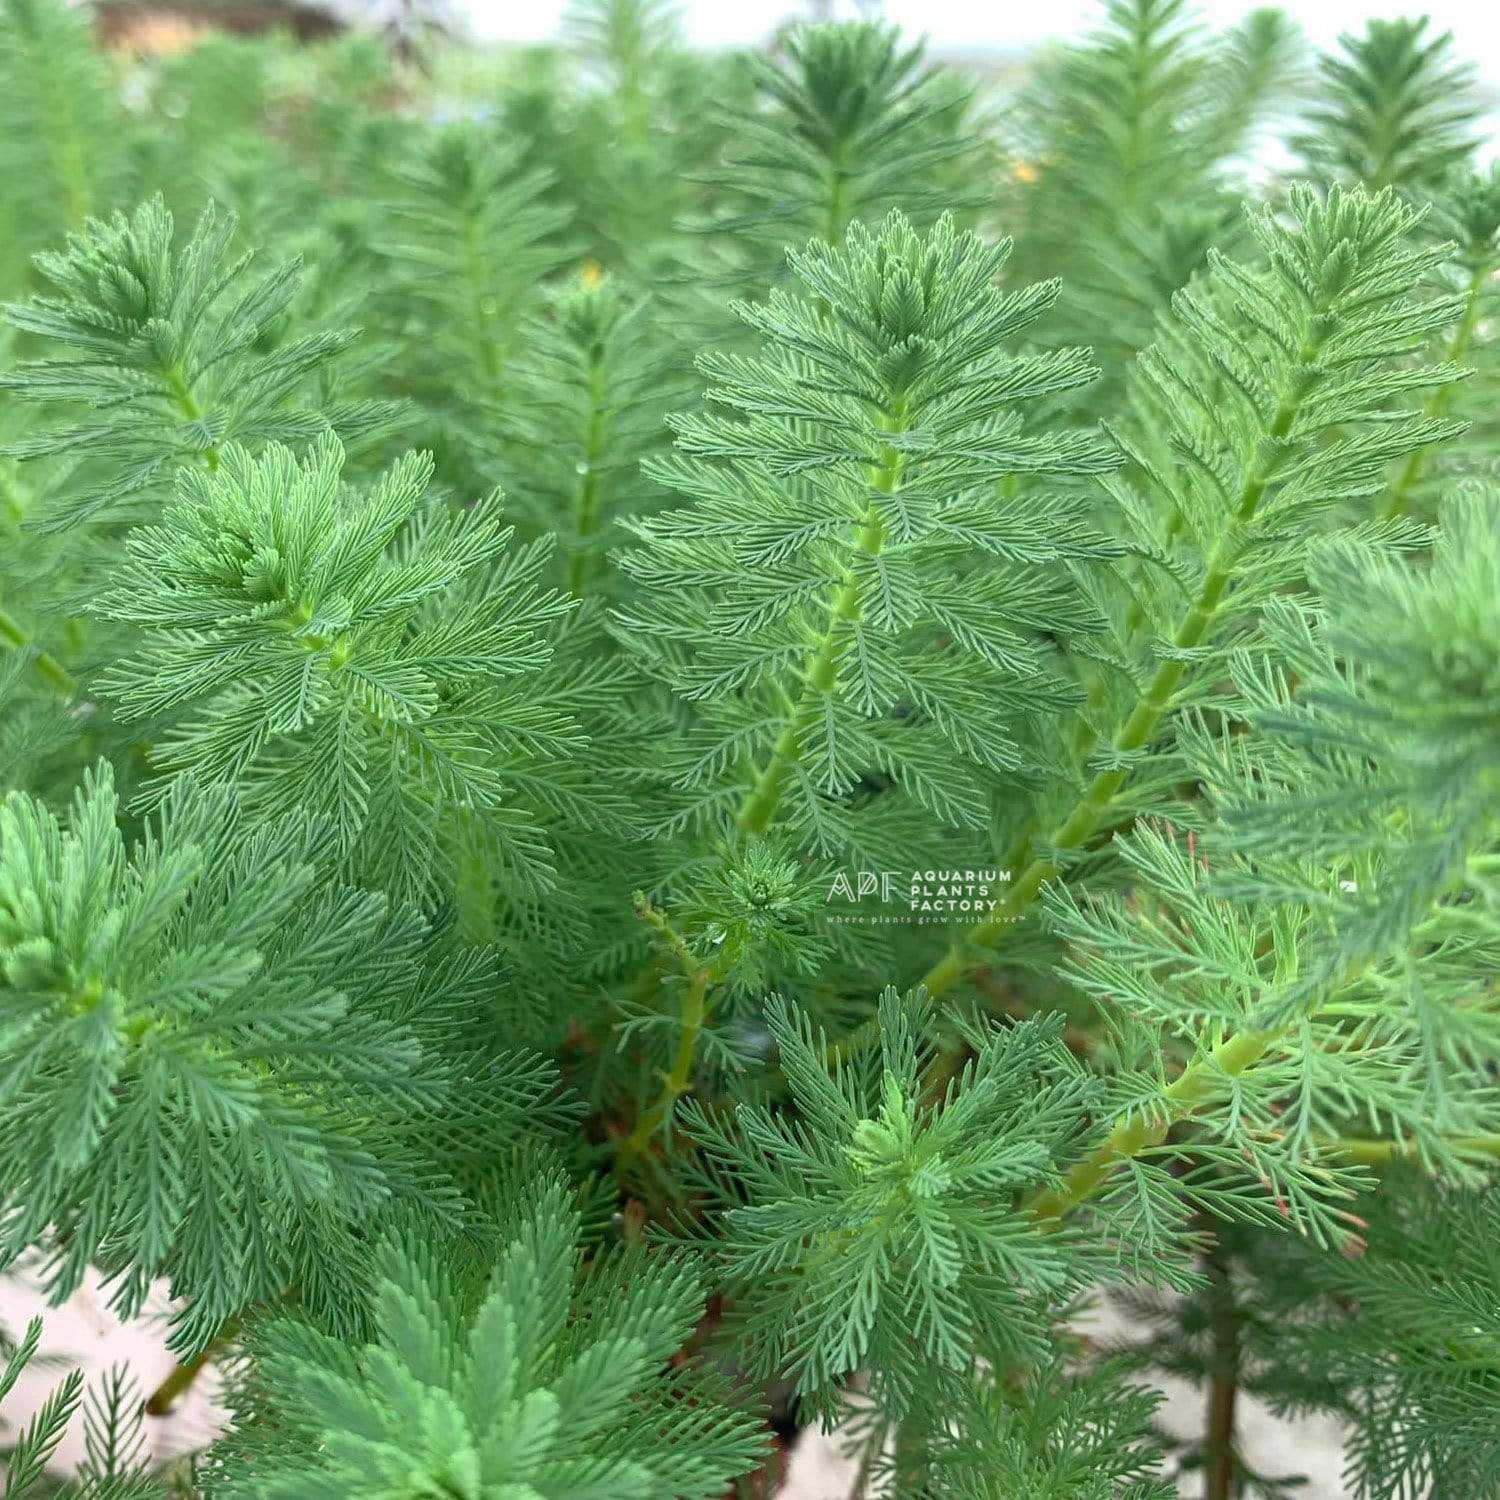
2, 0, 1499, 1495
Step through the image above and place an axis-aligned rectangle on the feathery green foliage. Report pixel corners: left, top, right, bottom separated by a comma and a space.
374, 123, 568, 487
87, 434, 620, 909
1269, 1172, 1500, 1500
616, 210, 1117, 866
1295, 17, 1482, 191
4, 3, 1500, 1495
912, 1359, 1177, 1499
679, 989, 1099, 1421
1, 197, 396, 531
499, 272, 681, 597
706, 23, 985, 274
0, 764, 561, 1352
1004, 0, 1302, 392
212, 1168, 766, 1499
0, 0, 122, 284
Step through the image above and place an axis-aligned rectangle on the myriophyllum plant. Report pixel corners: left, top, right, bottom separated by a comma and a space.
2, 2, 1499, 1495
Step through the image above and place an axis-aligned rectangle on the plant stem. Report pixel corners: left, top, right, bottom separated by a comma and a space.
1320, 1134, 1500, 1164
0, 603, 77, 697
164, 364, 220, 471
846, 1439, 878, 1500
145, 1315, 241, 1416
616, 972, 707, 1169
1027, 856, 1485, 1220
462, 209, 504, 399
614, 895, 711, 1172
1381, 259, 1489, 522
26, 7, 92, 233
1, 452, 80, 696
1028, 1026, 1275, 1222
824, 144, 849, 248
566, 355, 608, 598
737, 404, 905, 835
919, 332, 1327, 1003
1204, 1243, 1241, 1500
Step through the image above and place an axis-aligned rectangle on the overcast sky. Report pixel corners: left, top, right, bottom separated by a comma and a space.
463, 0, 1500, 79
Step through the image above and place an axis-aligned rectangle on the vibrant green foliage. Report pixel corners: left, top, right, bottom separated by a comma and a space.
1270, 1172, 1500, 1500
1, 197, 394, 529
499, 272, 682, 597
705, 21, 985, 282
88, 434, 615, 909
2, 1, 1499, 1496
374, 122, 567, 489
617, 210, 1116, 866
680, 990, 1099, 1421
211, 1169, 766, 1499
0, 765, 559, 1351
1004, 0, 1302, 382
0, 0, 122, 283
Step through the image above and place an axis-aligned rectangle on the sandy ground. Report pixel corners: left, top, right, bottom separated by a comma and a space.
3, 1266, 1352, 1497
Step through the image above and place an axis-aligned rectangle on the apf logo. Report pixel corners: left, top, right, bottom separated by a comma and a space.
824, 867, 1011, 924
826, 870, 905, 905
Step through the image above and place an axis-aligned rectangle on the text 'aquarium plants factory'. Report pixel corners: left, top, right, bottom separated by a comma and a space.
1, 0, 1499, 1494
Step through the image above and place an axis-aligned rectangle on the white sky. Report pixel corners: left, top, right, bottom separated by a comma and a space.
464, 0, 1500, 79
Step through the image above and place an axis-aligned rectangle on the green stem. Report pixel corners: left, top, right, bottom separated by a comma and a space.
734, 139, 868, 835
23, 8, 92, 235
614, 896, 711, 1172
1028, 1027, 1276, 1222
463, 210, 503, 398
1117, 6, 1150, 211
738, 405, 904, 835
164, 364, 220, 472
53, 119, 89, 236
615, 975, 707, 1170
566, 356, 608, 598
145, 1315, 242, 1416
920, 333, 1326, 1002
824, 145, 849, 248
1, 462, 27, 528
1022, 945, 1426, 1223
1320, 1134, 1500, 1164
1381, 260, 1488, 521
0, 603, 77, 697
995, 826, 1487, 1234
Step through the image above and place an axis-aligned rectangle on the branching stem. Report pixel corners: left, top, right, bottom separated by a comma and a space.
1027, 1026, 1275, 1222
164, 363, 220, 471
145, 1315, 242, 1416
738, 404, 906, 834
615, 895, 712, 1171
1320, 1134, 1500, 1164
919, 332, 1327, 1002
